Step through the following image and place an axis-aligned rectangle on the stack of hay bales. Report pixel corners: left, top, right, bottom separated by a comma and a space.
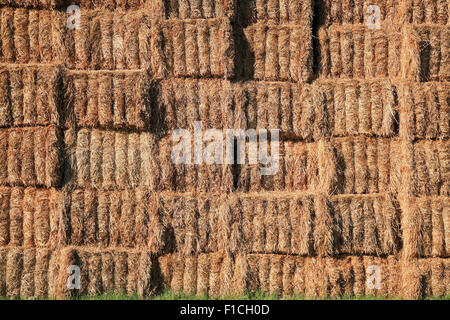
57, 0, 240, 299
313, 0, 449, 299
0, 0, 448, 300
0, 2, 65, 298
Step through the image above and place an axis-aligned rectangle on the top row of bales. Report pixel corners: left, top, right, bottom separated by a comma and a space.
318, 0, 449, 26
0, 0, 312, 25
1, 7, 447, 81
1, 1, 448, 25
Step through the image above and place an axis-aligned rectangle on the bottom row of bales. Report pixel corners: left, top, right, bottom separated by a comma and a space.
0, 247, 448, 299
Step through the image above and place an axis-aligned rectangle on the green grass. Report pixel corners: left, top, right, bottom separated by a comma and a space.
2, 291, 449, 301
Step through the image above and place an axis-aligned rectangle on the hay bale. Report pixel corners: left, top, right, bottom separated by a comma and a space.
88, 253, 102, 296
1, 127, 62, 188
411, 26, 449, 82
258, 255, 270, 294
400, 82, 449, 140
277, 199, 291, 254
66, 71, 152, 130
197, 253, 210, 296
351, 256, 365, 297
430, 259, 446, 297
20, 248, 35, 299
320, 0, 406, 25
0, 66, 62, 127
140, 0, 237, 19
284, 142, 319, 191
315, 79, 398, 137
0, 248, 6, 296
319, 25, 403, 79
34, 248, 50, 298
269, 255, 283, 296
232, 254, 248, 296
208, 253, 222, 297
237, 0, 312, 25
291, 196, 314, 255
406, 140, 449, 197
239, 23, 312, 82
6, 248, 23, 298
126, 252, 139, 295
314, 195, 336, 257
35, 188, 51, 247
1, 7, 16, 63
47, 250, 60, 298
156, 18, 235, 79
401, 197, 449, 258
332, 137, 399, 194
171, 254, 184, 293
9, 187, 24, 246
183, 255, 197, 295
113, 251, 128, 294
101, 252, 114, 294
70, 129, 164, 189
0, 188, 10, 246
281, 255, 295, 297
401, 259, 425, 299
137, 251, 153, 298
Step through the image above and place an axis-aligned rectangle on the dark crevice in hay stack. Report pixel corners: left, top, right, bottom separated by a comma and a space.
311, 0, 328, 81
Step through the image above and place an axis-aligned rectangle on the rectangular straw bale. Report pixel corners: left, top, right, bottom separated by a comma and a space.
284, 142, 319, 191
331, 137, 399, 194
236, 0, 312, 25
156, 18, 235, 79
144, 0, 236, 19
315, 80, 398, 137
406, 140, 449, 197
137, 251, 154, 298
9, 187, 24, 246
0, 249, 6, 295
71, 129, 162, 189
6, 247, 23, 298
0, 127, 62, 188
412, 26, 449, 82
68, 10, 153, 70
331, 196, 401, 255
401, 197, 449, 258
313, 195, 336, 257
290, 196, 314, 256
319, 25, 403, 79
19, 248, 35, 299
400, 82, 449, 140
155, 79, 245, 132
126, 252, 139, 295
1, 7, 17, 63
401, 0, 449, 24
320, 0, 404, 25
34, 248, 50, 298
240, 23, 312, 82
